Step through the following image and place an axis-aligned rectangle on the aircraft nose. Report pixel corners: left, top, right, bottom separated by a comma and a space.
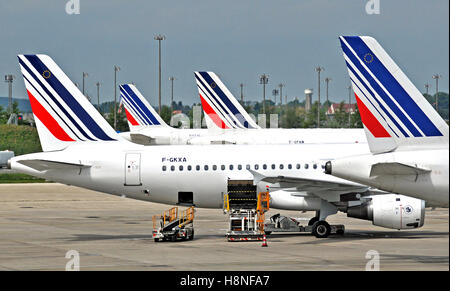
324, 161, 332, 175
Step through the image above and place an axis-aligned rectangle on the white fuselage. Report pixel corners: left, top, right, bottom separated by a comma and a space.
11, 142, 370, 209
122, 127, 367, 145
329, 146, 449, 207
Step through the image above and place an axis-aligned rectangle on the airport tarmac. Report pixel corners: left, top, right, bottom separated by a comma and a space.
0, 183, 448, 271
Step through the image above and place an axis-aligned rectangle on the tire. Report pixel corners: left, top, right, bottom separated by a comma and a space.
264, 231, 272, 235
308, 216, 319, 226
189, 230, 194, 240
170, 235, 176, 242
336, 229, 345, 235
312, 221, 331, 238
154, 238, 160, 242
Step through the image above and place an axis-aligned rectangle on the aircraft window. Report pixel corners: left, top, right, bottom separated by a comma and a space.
288, 164, 292, 170
279, 164, 284, 170
271, 164, 276, 170
204, 165, 209, 171
254, 164, 259, 170
188, 165, 192, 171
171, 165, 175, 171
313, 164, 317, 169
238, 164, 242, 170
246, 164, 250, 170
229, 165, 234, 170
296, 164, 301, 169
304, 164, 309, 169
162, 165, 167, 171
213, 165, 217, 171
179, 165, 184, 171
196, 165, 200, 171
263, 164, 267, 170
221, 165, 225, 171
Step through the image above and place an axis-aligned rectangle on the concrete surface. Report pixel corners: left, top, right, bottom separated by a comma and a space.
0, 183, 448, 271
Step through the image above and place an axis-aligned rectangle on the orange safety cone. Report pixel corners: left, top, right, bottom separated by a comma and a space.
261, 234, 268, 247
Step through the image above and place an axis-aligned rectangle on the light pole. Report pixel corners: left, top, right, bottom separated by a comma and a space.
240, 83, 244, 103
169, 76, 175, 114
259, 74, 269, 114
272, 89, 279, 105
324, 77, 331, 121
4, 75, 14, 114
154, 34, 166, 115
82, 72, 88, 97
424, 83, 431, 95
432, 74, 441, 111
114, 65, 120, 130
348, 85, 352, 127
96, 82, 101, 113
315, 67, 324, 128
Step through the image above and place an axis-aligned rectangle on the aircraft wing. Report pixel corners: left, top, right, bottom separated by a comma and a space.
17, 159, 91, 172
249, 169, 368, 194
370, 162, 431, 177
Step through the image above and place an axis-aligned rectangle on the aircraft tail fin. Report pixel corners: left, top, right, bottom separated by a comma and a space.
339, 36, 448, 153
119, 84, 169, 131
17, 54, 121, 152
194, 71, 260, 130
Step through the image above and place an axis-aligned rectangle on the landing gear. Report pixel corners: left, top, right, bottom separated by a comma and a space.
312, 221, 331, 238
308, 216, 319, 226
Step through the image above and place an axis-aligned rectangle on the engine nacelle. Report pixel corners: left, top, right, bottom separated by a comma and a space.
347, 194, 425, 229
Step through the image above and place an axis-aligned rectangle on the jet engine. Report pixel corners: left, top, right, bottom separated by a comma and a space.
346, 194, 425, 229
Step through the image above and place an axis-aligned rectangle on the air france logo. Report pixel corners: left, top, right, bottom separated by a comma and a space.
162, 157, 187, 163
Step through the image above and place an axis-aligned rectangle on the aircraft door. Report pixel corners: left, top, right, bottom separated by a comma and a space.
125, 153, 141, 186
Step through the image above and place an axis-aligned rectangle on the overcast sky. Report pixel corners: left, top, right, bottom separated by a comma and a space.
0, 0, 448, 107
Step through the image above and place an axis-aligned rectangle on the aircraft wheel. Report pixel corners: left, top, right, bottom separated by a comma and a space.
312, 221, 331, 238
308, 216, 319, 226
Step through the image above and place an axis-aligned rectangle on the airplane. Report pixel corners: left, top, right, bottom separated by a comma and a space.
325, 36, 449, 208
119, 83, 206, 145
119, 74, 367, 145
9, 54, 427, 238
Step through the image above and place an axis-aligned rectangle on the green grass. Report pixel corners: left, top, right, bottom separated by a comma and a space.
0, 124, 44, 183
0, 124, 42, 155
0, 173, 47, 183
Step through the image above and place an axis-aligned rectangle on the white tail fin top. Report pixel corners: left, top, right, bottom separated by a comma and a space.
339, 36, 448, 153
18, 54, 120, 151
194, 71, 259, 130
119, 84, 169, 131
